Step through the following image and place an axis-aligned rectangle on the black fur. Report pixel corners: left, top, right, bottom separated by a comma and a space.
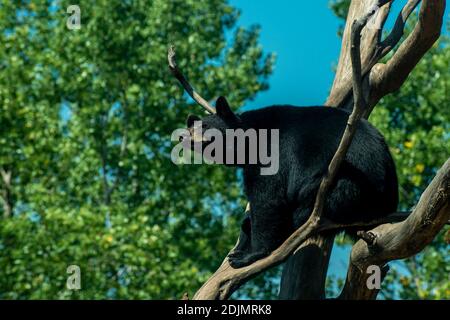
185, 97, 398, 268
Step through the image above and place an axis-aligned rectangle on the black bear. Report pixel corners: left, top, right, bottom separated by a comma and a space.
182, 96, 398, 268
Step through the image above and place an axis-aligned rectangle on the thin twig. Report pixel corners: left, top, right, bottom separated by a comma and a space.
168, 46, 215, 114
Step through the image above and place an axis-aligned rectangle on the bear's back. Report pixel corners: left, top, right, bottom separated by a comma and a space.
240, 105, 398, 223
240, 106, 387, 168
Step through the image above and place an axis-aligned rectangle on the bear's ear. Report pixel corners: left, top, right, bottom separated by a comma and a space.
186, 114, 201, 127
216, 96, 239, 123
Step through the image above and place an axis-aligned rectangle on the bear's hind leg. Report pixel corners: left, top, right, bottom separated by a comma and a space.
229, 202, 288, 268
229, 213, 252, 258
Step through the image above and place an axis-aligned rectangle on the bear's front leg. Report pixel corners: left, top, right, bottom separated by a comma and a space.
228, 202, 288, 268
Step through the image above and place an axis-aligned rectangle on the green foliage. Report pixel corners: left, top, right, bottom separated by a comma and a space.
0, 0, 275, 299
329, 0, 350, 20
328, 0, 350, 36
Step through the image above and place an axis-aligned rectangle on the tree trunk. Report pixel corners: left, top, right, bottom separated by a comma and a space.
279, 234, 334, 299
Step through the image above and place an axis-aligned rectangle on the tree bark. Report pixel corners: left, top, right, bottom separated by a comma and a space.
279, 234, 334, 299
339, 158, 450, 299
326, 0, 445, 115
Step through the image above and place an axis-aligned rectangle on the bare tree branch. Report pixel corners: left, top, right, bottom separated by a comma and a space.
327, 0, 393, 110
279, 209, 447, 299
339, 158, 450, 300
315, 0, 446, 300
326, 0, 445, 114
378, 0, 421, 55
192, 210, 428, 299
168, 46, 216, 114
368, 0, 446, 114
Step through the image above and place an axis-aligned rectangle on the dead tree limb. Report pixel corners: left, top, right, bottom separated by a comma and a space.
367, 0, 446, 114
168, 46, 216, 114
326, 0, 446, 115
339, 158, 450, 299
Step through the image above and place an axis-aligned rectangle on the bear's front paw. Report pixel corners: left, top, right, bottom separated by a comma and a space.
228, 250, 270, 269
228, 249, 246, 258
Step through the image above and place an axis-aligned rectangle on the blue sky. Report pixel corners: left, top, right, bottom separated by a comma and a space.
230, 0, 449, 111
230, 0, 342, 109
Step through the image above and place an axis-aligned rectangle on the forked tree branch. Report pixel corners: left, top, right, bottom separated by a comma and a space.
368, 0, 446, 113
326, 0, 446, 115
379, 0, 421, 55
327, 0, 393, 110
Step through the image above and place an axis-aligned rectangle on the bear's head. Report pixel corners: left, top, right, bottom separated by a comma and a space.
181, 96, 242, 147
178, 96, 248, 166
